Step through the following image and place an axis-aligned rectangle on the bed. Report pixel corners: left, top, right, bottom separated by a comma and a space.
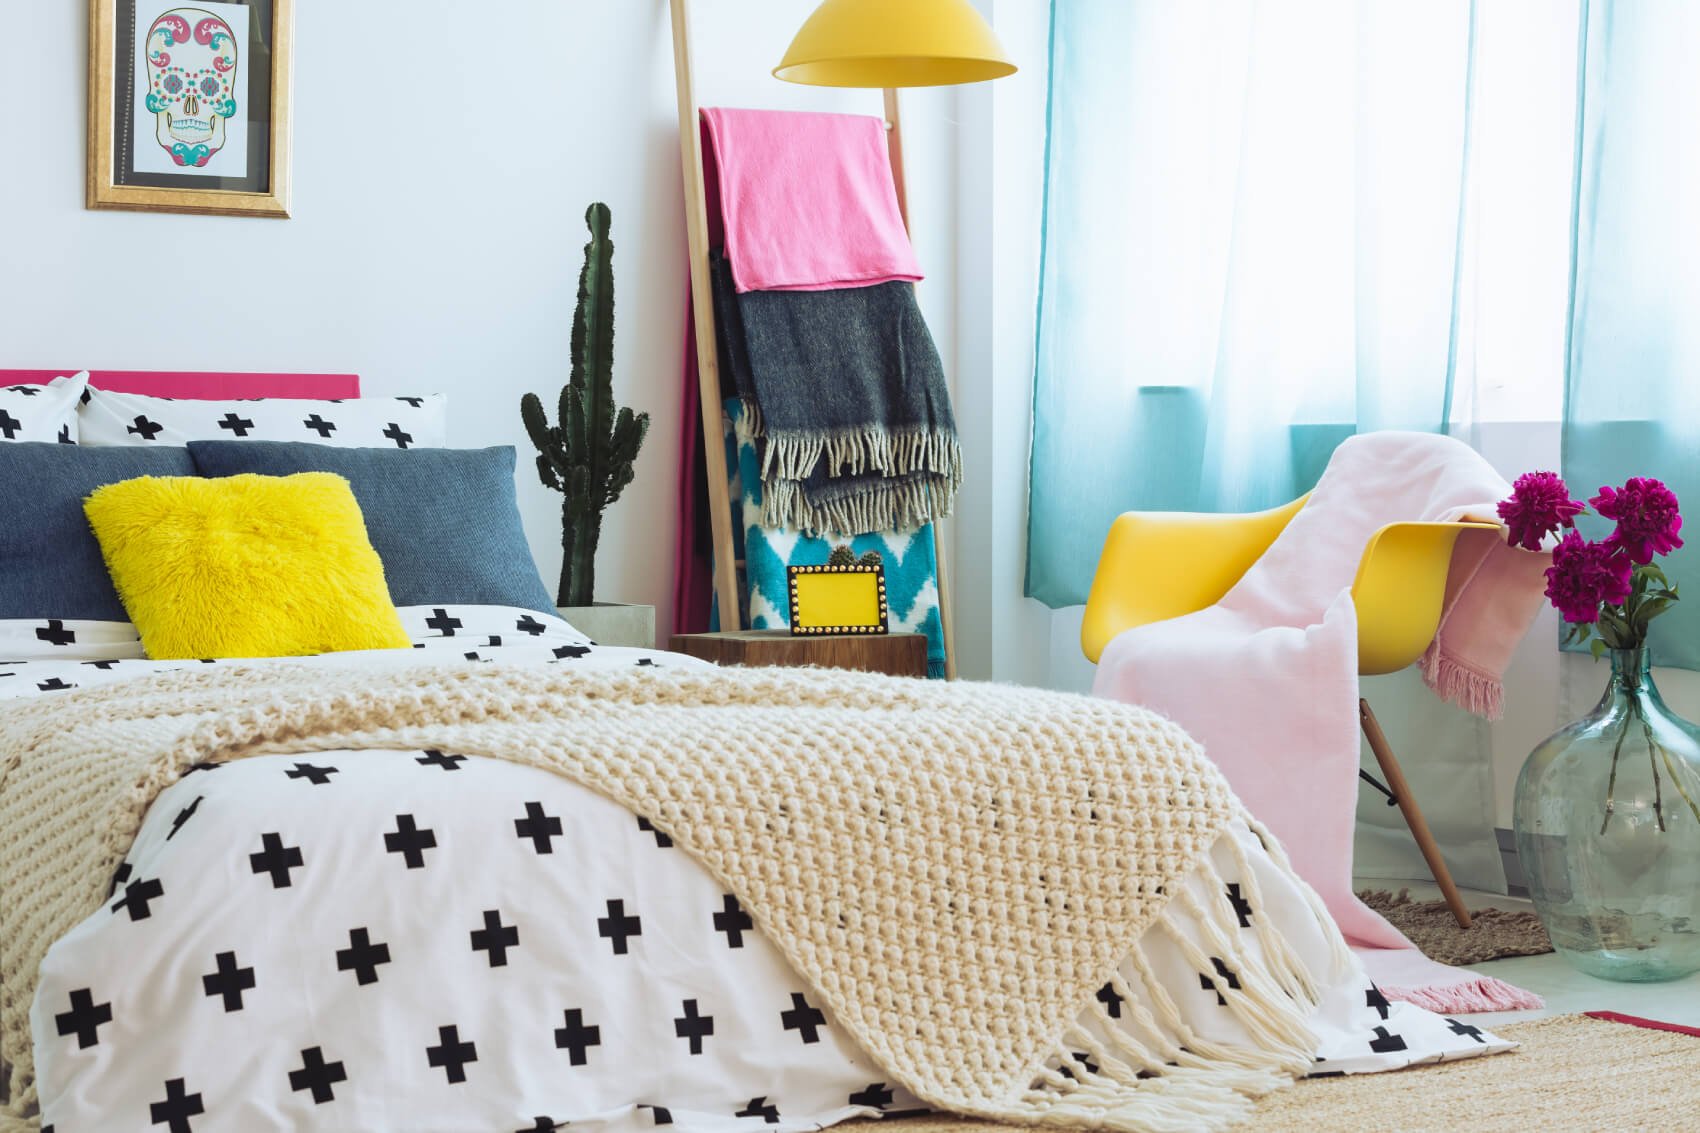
0, 371, 1510, 1133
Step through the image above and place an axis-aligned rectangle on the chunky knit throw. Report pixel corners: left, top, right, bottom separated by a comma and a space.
1, 663, 1344, 1131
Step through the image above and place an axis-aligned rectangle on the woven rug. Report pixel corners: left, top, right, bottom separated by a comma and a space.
848, 1013, 1698, 1132
1358, 887, 1552, 965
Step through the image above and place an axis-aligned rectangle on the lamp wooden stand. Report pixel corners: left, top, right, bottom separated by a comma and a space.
667, 0, 957, 679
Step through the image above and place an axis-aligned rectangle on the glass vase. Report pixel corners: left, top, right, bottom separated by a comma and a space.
1513, 646, 1700, 982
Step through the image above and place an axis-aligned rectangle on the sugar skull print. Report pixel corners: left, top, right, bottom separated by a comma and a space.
144, 9, 238, 168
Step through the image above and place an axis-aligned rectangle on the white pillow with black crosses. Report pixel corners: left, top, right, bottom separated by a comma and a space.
0, 373, 87, 444
78, 388, 446, 448
0, 618, 144, 664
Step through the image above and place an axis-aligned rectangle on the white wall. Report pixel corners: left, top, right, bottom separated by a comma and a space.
949, 0, 1055, 683
0, 0, 961, 639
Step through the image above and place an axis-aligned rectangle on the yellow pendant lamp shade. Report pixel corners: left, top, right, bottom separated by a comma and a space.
775, 0, 1017, 88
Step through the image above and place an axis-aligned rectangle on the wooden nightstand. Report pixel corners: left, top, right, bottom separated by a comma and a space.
670, 630, 929, 678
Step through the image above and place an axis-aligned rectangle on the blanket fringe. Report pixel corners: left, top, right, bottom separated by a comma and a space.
1244, 816, 1356, 987
1382, 976, 1544, 1014
1419, 648, 1506, 721
734, 401, 963, 536
761, 426, 960, 484
763, 472, 957, 537
1218, 834, 1315, 1005
2, 1059, 35, 1129
960, 850, 1329, 1132
741, 403, 956, 483
1014, 1074, 1260, 1133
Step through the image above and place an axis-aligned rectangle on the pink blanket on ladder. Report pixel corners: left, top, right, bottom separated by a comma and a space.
1093, 432, 1550, 1013
699, 108, 922, 293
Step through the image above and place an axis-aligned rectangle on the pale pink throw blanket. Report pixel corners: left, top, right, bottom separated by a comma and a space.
699, 108, 922, 293
1094, 432, 1551, 1012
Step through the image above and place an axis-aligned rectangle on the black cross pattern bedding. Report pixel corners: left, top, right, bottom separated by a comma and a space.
2, 606, 1511, 1131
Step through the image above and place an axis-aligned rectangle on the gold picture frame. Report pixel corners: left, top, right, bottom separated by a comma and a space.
787, 564, 890, 636
89, 0, 293, 217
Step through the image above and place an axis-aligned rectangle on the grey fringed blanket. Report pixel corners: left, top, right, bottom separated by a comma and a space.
711, 255, 961, 536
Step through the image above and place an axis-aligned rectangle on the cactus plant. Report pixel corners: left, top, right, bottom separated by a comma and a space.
826, 545, 884, 569
521, 203, 650, 607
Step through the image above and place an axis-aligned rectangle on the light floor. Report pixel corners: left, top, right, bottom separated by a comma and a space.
1359, 878, 1700, 1030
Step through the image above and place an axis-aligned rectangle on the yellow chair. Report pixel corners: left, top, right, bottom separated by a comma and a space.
1082, 494, 1499, 929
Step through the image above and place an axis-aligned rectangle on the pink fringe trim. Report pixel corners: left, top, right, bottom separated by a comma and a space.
1419, 648, 1505, 721
1381, 976, 1544, 1014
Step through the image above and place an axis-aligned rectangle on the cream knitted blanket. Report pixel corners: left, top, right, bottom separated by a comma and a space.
1, 662, 1343, 1131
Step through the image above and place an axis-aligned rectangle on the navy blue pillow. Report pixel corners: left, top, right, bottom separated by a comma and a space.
0, 443, 196, 621
188, 442, 555, 615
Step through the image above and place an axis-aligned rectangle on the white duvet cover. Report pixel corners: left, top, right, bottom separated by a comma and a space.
4, 607, 1511, 1132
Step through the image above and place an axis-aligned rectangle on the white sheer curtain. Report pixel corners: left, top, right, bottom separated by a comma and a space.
1361, 0, 1581, 891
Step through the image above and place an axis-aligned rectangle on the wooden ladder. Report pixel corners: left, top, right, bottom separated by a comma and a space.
667, 0, 957, 679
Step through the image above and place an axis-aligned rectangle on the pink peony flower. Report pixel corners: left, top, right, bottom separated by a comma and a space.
1544, 530, 1634, 623
1590, 477, 1684, 565
1498, 471, 1586, 552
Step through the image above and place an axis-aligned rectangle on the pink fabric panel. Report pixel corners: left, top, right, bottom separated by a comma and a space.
672, 293, 714, 637
0, 370, 360, 399
699, 108, 922, 292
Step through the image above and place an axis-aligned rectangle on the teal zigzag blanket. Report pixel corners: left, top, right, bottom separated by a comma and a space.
711, 401, 947, 678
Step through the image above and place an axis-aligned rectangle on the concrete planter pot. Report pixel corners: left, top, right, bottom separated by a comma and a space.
555, 603, 656, 650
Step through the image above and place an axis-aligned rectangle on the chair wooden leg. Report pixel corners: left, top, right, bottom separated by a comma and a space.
1359, 698, 1472, 930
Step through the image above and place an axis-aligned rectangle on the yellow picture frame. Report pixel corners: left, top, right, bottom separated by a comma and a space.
787, 564, 889, 636
88, 0, 294, 217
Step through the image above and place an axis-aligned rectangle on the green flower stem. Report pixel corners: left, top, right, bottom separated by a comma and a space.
1636, 704, 1666, 833
1655, 737, 1700, 828
1601, 712, 1631, 836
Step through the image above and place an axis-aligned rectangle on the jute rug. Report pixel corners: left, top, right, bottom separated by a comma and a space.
1358, 887, 1552, 965
845, 1013, 1697, 1132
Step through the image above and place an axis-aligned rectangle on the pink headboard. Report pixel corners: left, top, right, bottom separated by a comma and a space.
0, 369, 360, 399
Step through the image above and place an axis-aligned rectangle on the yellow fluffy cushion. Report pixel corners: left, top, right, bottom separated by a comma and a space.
83, 472, 411, 660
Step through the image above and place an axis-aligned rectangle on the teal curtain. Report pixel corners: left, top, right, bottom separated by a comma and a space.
1562, 0, 1700, 670
1027, 1, 1479, 607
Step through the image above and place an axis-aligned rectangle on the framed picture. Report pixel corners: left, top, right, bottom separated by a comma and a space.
88, 0, 293, 217
787, 564, 890, 636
